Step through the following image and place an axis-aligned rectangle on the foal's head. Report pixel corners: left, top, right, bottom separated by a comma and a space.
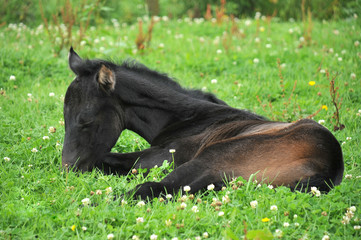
62, 48, 124, 171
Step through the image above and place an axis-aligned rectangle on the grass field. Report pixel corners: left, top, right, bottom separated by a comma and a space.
1, 15, 361, 239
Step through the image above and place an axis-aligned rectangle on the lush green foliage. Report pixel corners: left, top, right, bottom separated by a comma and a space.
1, 13, 361, 239
1, 0, 361, 27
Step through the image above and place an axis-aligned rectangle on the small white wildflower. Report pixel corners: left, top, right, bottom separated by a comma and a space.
288, 28, 294, 34
191, 206, 199, 213
283, 222, 290, 227
95, 189, 102, 195
203, 232, 209, 238
329, 48, 334, 53
171, 238, 178, 240
27, 93, 32, 98
254, 37, 260, 43
318, 120, 325, 125
354, 225, 361, 230
165, 219, 172, 227
48, 126, 56, 133
341, 49, 346, 55
218, 211, 224, 216
294, 222, 300, 227
274, 229, 283, 237
245, 19, 252, 26
299, 36, 305, 42
267, 184, 274, 189
49, 92, 55, 97
180, 202, 187, 209
31, 148, 38, 153
350, 73, 356, 79
320, 69, 326, 73
9, 75, 16, 81
136, 217, 144, 223
105, 187, 113, 194
338, 57, 342, 62
183, 186, 191, 192
270, 205, 278, 211
150, 234, 158, 240
355, 40, 360, 47
207, 184, 215, 191
3, 157, 10, 162
132, 236, 140, 240
43, 136, 50, 140
158, 43, 164, 48
253, 58, 259, 64
28, 164, 33, 167
107, 233, 114, 240
82, 226, 87, 231
195, 237, 201, 240
81, 198, 91, 206
294, 214, 298, 219
342, 141, 346, 145
250, 200, 258, 209
349, 206, 356, 212
322, 235, 330, 240
80, 40, 86, 46
266, 44, 272, 48
137, 201, 145, 207
169, 149, 176, 153
222, 195, 230, 203
211, 79, 218, 84
166, 194, 172, 199
216, 49, 222, 54
346, 137, 352, 141
121, 199, 128, 206
311, 186, 321, 197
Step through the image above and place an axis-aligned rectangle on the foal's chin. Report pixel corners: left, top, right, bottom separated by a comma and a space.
61, 151, 107, 173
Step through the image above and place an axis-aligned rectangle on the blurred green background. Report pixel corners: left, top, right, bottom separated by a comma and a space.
1, 0, 360, 27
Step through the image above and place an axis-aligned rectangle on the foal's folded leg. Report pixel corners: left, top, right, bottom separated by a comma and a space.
128, 158, 223, 200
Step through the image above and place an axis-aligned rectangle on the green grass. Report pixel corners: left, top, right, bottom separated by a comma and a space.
1, 16, 361, 240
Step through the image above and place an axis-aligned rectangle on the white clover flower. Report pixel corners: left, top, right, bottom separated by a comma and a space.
132, 235, 140, 240
49, 92, 55, 97
166, 194, 173, 199
9, 75, 16, 81
95, 190, 102, 195
245, 19, 252, 26
195, 237, 201, 240
203, 232, 209, 238
183, 186, 191, 192
266, 44, 272, 48
82, 226, 87, 231
283, 222, 290, 227
254, 37, 260, 43
338, 57, 342, 62
136, 217, 144, 223
288, 28, 294, 34
121, 199, 128, 206
322, 235, 330, 240
107, 233, 114, 240
150, 234, 158, 240
207, 184, 215, 191
43, 136, 50, 140
253, 58, 259, 64
191, 206, 199, 213
211, 79, 218, 84
311, 186, 321, 197
346, 137, 352, 141
4, 157, 10, 162
267, 185, 274, 189
27, 93, 32, 98
180, 202, 187, 209
294, 214, 298, 219
355, 40, 360, 47
270, 205, 278, 211
222, 195, 230, 203
105, 187, 113, 195
169, 149, 176, 153
350, 73, 356, 79
349, 206, 356, 212
294, 222, 300, 227
250, 200, 258, 209
158, 43, 164, 48
137, 201, 145, 207
80, 40, 86, 46
31, 148, 38, 153
318, 120, 325, 125
171, 238, 178, 240
165, 219, 172, 226
48, 126, 56, 133
81, 198, 91, 206
354, 225, 361, 230
218, 211, 224, 216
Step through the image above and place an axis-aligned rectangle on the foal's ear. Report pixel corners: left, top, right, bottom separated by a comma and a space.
98, 65, 116, 93
68, 47, 83, 75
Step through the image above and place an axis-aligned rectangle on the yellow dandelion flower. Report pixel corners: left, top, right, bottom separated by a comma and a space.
262, 217, 270, 222
71, 225, 76, 231
322, 105, 328, 111
308, 81, 316, 86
